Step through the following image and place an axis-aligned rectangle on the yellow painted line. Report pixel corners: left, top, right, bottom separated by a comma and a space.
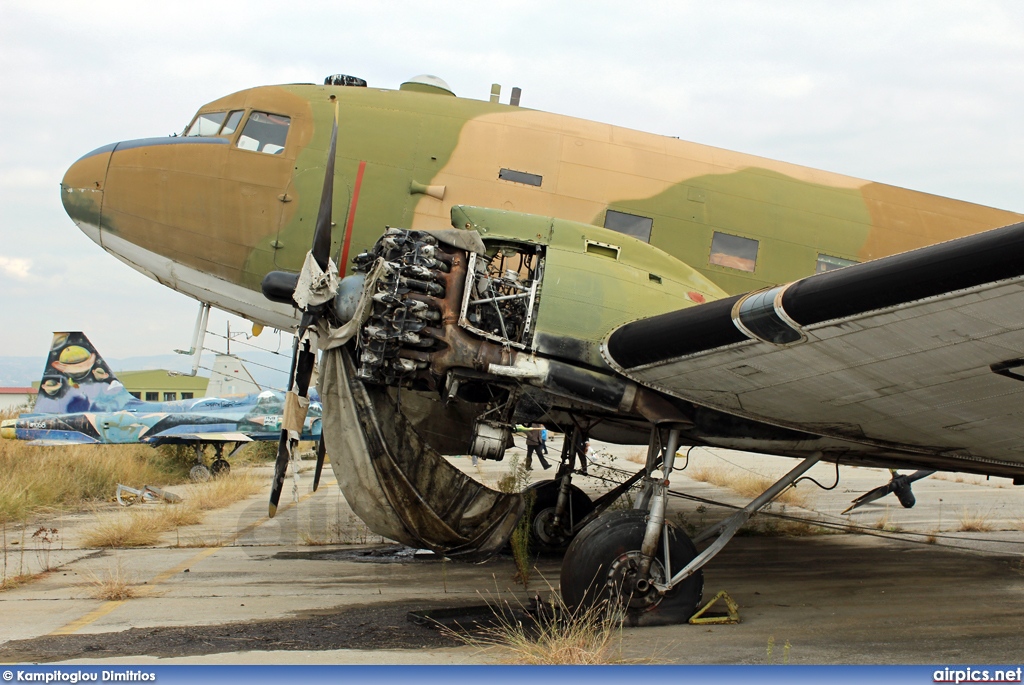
51, 600, 128, 635
49, 477, 337, 636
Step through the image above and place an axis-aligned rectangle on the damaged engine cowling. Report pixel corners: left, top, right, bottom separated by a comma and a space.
349, 227, 544, 460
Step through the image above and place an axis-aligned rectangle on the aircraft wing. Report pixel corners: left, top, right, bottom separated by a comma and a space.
603, 221, 1024, 477
144, 432, 253, 445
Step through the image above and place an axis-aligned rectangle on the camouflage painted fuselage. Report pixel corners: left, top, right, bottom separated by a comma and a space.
61, 80, 1023, 344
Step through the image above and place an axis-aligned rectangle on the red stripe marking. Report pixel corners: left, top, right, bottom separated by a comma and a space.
339, 160, 366, 276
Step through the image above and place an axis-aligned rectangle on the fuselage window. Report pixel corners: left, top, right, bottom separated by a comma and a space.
236, 111, 291, 154
604, 209, 653, 243
184, 111, 227, 137
816, 254, 858, 273
709, 231, 758, 272
498, 168, 542, 187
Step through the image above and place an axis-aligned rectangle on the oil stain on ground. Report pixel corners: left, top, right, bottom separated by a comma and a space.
0, 602, 462, 662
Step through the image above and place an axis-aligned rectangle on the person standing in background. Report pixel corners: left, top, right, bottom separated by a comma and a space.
525, 423, 551, 470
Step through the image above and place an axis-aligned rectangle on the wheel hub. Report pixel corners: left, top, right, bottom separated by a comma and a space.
607, 551, 665, 610
533, 507, 571, 547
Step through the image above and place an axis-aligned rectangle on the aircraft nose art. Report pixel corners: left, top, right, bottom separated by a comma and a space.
61, 143, 114, 247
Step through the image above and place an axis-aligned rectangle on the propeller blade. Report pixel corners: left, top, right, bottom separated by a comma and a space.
313, 435, 326, 492
268, 334, 302, 517
842, 482, 894, 514
905, 469, 936, 483
311, 103, 339, 270
842, 469, 936, 514
268, 431, 290, 518
267, 103, 339, 517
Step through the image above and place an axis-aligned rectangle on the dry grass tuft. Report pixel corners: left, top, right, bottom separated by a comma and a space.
87, 562, 136, 600
184, 470, 263, 512
460, 596, 627, 665
872, 510, 903, 532
82, 470, 264, 548
0, 439, 190, 524
0, 572, 38, 591
300, 531, 331, 546
957, 508, 994, 532
624, 449, 647, 465
82, 509, 165, 548
687, 463, 808, 507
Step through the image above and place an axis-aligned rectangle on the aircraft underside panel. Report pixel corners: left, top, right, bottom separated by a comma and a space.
320, 346, 524, 560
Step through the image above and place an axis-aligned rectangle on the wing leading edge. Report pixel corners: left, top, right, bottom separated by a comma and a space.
604, 220, 1024, 479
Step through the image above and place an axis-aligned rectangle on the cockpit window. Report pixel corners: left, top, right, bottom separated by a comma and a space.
184, 111, 227, 137
183, 110, 245, 138
236, 111, 290, 154
220, 110, 244, 136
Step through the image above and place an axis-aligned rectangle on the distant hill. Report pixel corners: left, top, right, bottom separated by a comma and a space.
0, 350, 292, 392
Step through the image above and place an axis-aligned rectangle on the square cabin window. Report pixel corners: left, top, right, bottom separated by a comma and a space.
145, 392, 159, 401
709, 232, 759, 272
164, 392, 177, 402
181, 392, 194, 400
604, 210, 653, 243
236, 111, 291, 154
816, 254, 858, 273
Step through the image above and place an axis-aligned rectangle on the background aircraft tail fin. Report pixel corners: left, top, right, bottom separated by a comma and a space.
33, 332, 134, 414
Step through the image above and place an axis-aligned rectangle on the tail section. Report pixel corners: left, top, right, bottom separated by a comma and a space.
33, 332, 135, 414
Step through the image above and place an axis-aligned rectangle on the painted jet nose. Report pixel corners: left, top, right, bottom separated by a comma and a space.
60, 143, 116, 244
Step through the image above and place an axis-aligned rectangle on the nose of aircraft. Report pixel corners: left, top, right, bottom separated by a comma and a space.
60, 143, 115, 244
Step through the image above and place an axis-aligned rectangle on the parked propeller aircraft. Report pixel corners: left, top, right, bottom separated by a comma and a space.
0, 332, 322, 479
58, 73, 1024, 625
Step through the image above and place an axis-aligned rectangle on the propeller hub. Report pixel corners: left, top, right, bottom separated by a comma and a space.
333, 274, 366, 323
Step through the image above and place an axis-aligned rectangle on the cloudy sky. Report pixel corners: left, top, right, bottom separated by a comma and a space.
2, 1, 1023, 358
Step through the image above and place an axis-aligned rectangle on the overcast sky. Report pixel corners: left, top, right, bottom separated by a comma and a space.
2, 1, 1023, 358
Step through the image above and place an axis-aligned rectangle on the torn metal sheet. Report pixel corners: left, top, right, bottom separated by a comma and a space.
320, 347, 523, 560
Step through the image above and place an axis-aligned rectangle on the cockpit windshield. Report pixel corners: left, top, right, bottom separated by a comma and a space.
236, 112, 291, 154
183, 109, 244, 137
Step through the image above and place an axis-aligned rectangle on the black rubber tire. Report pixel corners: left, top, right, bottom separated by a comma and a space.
522, 480, 595, 555
189, 464, 211, 482
210, 459, 231, 477
560, 509, 703, 627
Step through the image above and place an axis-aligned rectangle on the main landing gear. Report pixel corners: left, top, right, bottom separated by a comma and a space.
523, 426, 648, 555
188, 442, 239, 481
559, 425, 823, 626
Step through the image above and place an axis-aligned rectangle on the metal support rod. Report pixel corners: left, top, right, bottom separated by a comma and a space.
634, 428, 662, 511
638, 428, 681, 574
551, 425, 580, 528
171, 302, 210, 377
571, 466, 648, 534
469, 291, 531, 306
656, 451, 824, 591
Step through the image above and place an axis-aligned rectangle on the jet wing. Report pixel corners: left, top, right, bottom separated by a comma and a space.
603, 221, 1024, 477
145, 432, 253, 445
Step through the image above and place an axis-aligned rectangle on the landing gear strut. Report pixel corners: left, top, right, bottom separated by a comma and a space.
188, 442, 233, 481
560, 424, 823, 626
523, 426, 594, 554
524, 425, 651, 555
